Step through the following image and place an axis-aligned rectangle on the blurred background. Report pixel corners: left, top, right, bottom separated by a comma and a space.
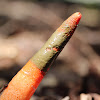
0, 0, 100, 100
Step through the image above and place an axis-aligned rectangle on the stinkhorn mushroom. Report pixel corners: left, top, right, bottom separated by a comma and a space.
0, 12, 82, 100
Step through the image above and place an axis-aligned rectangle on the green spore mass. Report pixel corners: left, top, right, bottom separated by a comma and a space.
31, 24, 76, 72
31, 12, 81, 72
